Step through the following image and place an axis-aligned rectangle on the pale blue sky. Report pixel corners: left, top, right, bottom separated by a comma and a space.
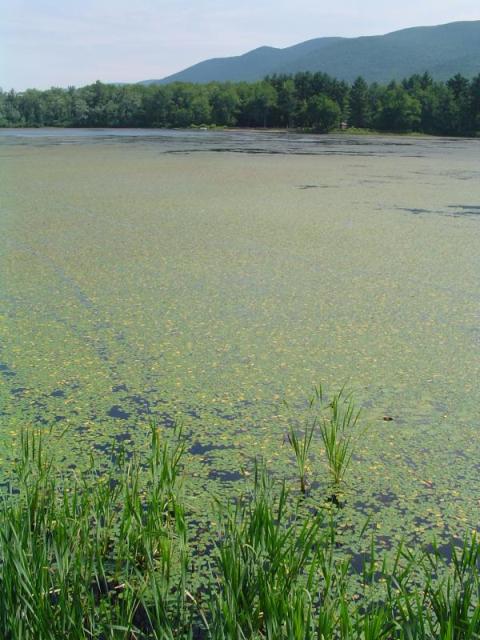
1, 0, 479, 90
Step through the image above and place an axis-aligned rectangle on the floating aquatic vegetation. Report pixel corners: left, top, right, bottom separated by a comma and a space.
1, 130, 480, 574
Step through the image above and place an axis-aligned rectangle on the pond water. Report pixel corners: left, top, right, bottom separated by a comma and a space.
1, 128, 479, 555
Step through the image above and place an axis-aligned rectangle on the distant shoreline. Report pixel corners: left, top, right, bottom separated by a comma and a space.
3, 73, 479, 137
1, 126, 478, 140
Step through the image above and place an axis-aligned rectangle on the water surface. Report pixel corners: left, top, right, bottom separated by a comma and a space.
1, 128, 479, 555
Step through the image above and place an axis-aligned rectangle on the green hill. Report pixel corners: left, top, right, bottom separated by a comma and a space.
141, 20, 480, 85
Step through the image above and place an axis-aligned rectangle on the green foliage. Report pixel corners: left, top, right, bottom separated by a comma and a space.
287, 417, 316, 495
1, 424, 480, 638
374, 84, 422, 132
209, 469, 323, 638
286, 385, 361, 494
0, 424, 189, 639
2, 70, 480, 135
304, 94, 341, 132
349, 77, 371, 128
319, 388, 361, 489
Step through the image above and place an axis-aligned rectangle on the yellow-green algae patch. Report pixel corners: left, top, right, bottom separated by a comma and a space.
1, 131, 480, 561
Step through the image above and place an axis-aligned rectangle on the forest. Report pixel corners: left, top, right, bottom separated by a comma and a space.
1, 71, 480, 136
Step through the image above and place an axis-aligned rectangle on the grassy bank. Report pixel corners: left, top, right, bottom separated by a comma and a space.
1, 396, 479, 639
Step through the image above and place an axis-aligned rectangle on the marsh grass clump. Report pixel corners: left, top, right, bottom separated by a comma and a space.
208, 465, 325, 638
0, 423, 190, 640
320, 387, 361, 491
285, 384, 323, 495
1, 420, 480, 639
286, 385, 361, 498
287, 421, 316, 495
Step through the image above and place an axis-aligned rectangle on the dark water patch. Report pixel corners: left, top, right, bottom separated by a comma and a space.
404, 456, 418, 470
92, 441, 112, 454
75, 425, 89, 435
353, 497, 408, 517
0, 363, 16, 378
112, 383, 128, 393
382, 414, 408, 425
91, 440, 134, 462
186, 407, 201, 419
115, 432, 132, 443
218, 413, 236, 421
54, 415, 65, 422
449, 204, 480, 210
11, 387, 27, 397
447, 170, 480, 181
33, 398, 48, 410
374, 490, 397, 506
128, 395, 151, 415
208, 469, 244, 482
213, 408, 237, 421
236, 399, 254, 408
423, 539, 462, 564
146, 387, 159, 394
96, 345, 109, 362
308, 480, 322, 493
51, 389, 65, 398
376, 535, 393, 550
397, 207, 435, 215
396, 205, 480, 219
166, 147, 288, 156
447, 205, 480, 217
413, 515, 430, 529
189, 442, 234, 456
107, 405, 131, 420
156, 411, 176, 428
349, 551, 371, 574
326, 493, 346, 509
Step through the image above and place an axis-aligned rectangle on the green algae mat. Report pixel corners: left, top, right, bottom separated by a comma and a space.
1, 129, 479, 561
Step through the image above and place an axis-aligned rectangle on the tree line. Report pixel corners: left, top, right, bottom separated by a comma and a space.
1, 71, 480, 136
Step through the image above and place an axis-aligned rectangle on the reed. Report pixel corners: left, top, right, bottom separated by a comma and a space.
1, 422, 479, 639
319, 387, 360, 489
208, 465, 324, 638
0, 423, 189, 639
287, 422, 316, 495
286, 384, 323, 494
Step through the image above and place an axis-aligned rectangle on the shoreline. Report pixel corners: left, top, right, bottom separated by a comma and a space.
1, 125, 478, 140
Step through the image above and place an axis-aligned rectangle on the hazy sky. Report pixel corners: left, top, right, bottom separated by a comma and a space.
1, 0, 479, 90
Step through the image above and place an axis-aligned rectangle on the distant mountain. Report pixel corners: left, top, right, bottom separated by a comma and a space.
141, 21, 480, 85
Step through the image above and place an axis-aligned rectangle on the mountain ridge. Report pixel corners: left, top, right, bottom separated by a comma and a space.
140, 20, 480, 85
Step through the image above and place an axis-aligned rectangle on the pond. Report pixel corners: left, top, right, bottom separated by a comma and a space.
1, 128, 479, 558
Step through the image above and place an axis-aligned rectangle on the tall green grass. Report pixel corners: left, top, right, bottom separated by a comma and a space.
286, 385, 360, 497
287, 421, 316, 495
0, 424, 189, 639
319, 387, 361, 490
208, 465, 324, 638
0, 422, 479, 639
